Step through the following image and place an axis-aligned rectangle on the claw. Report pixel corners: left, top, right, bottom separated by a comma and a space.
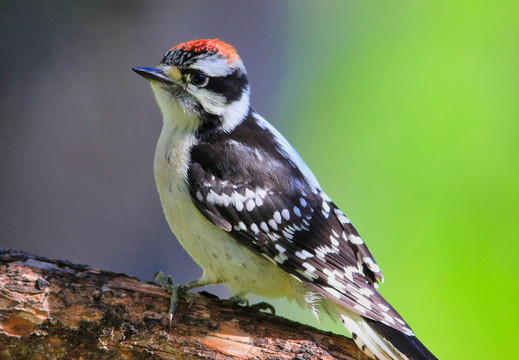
154, 271, 182, 327
153, 271, 216, 329
184, 292, 194, 308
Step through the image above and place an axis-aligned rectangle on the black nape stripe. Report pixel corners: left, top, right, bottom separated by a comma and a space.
205, 69, 248, 103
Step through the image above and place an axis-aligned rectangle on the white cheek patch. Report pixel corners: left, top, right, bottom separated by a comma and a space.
190, 87, 227, 115
220, 87, 250, 133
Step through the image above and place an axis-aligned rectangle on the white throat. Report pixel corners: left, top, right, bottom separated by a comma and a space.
151, 82, 251, 135
151, 83, 200, 134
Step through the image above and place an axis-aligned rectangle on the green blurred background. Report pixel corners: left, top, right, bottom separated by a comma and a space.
277, 2, 519, 359
1, 1, 517, 359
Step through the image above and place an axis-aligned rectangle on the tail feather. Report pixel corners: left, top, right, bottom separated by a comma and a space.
365, 318, 437, 360
334, 304, 437, 360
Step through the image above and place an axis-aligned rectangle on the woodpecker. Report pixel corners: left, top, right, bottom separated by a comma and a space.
133, 39, 437, 360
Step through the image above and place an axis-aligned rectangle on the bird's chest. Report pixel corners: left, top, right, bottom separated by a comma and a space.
154, 130, 211, 257
153, 129, 254, 280
153, 126, 306, 300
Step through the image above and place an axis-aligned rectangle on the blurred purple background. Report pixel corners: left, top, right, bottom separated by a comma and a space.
0, 1, 293, 296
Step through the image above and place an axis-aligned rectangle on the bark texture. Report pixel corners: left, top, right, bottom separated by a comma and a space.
0, 248, 369, 360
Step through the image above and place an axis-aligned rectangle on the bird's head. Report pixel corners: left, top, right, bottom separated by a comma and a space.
133, 39, 250, 135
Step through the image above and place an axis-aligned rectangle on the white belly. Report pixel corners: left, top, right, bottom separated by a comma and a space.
153, 126, 306, 301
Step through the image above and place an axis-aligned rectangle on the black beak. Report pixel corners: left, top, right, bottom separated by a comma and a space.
132, 67, 173, 84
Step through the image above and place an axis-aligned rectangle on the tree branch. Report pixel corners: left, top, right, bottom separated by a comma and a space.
0, 248, 369, 360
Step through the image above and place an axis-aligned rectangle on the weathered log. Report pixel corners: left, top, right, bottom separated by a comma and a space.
0, 248, 368, 360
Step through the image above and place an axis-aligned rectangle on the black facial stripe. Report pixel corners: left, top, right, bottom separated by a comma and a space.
204, 69, 248, 103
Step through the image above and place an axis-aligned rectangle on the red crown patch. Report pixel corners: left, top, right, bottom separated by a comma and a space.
171, 39, 240, 63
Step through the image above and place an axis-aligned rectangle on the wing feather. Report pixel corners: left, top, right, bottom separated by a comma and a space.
188, 160, 413, 335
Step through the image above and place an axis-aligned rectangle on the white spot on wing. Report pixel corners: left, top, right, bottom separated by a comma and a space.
273, 211, 282, 224
273, 244, 288, 264
256, 187, 267, 198
323, 269, 346, 291
268, 233, 280, 241
320, 192, 331, 202
323, 286, 342, 299
383, 313, 395, 325
356, 295, 373, 310
378, 303, 390, 312
329, 235, 340, 246
268, 219, 278, 231
349, 234, 364, 245
296, 269, 316, 280
302, 262, 318, 279
246, 199, 255, 211
275, 244, 286, 253
322, 201, 330, 213
359, 287, 375, 297
343, 266, 357, 282
250, 223, 259, 234
295, 250, 314, 260
338, 214, 350, 224
282, 229, 294, 239
363, 257, 381, 273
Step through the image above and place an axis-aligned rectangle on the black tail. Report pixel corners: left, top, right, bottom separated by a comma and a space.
365, 318, 438, 360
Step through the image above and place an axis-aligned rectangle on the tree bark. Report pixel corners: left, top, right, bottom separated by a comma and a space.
0, 248, 369, 360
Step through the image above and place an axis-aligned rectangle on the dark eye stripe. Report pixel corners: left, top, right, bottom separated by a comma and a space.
203, 69, 248, 103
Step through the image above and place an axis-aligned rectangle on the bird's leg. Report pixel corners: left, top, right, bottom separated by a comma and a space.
153, 270, 218, 328
229, 291, 249, 306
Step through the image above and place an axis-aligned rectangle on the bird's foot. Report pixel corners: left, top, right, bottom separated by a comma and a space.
250, 301, 276, 315
154, 271, 203, 328
229, 294, 276, 315
229, 294, 249, 306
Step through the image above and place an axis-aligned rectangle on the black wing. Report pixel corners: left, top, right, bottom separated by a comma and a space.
187, 112, 413, 335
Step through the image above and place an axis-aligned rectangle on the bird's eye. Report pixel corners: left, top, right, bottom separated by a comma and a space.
191, 73, 209, 87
